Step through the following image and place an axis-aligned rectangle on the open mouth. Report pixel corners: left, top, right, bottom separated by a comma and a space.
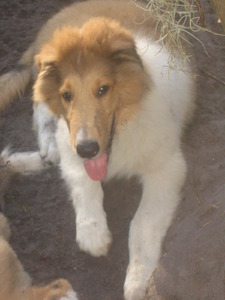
83, 113, 115, 181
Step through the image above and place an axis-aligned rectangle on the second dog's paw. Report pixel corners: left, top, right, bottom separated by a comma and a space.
60, 290, 79, 300
76, 218, 112, 257
39, 134, 59, 166
41, 279, 79, 300
0, 147, 14, 211
0, 147, 11, 166
124, 262, 151, 300
0, 214, 11, 241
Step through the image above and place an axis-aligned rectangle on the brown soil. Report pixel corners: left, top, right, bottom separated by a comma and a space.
0, 1, 225, 299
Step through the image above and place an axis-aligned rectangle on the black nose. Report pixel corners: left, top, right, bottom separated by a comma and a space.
76, 140, 100, 159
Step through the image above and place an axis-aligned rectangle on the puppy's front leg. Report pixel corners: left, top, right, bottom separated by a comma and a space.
72, 173, 112, 257
33, 102, 59, 165
124, 151, 187, 300
57, 120, 112, 257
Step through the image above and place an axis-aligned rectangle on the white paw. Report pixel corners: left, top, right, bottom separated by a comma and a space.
33, 102, 59, 165
76, 218, 112, 257
124, 262, 151, 300
0, 147, 15, 173
39, 130, 59, 165
60, 290, 79, 300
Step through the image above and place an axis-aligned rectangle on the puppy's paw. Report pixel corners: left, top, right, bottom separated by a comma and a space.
124, 262, 150, 300
42, 279, 79, 300
76, 218, 112, 257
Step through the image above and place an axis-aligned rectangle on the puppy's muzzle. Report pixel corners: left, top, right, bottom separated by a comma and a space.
76, 140, 100, 159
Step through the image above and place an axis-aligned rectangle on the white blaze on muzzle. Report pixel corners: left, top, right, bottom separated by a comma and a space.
75, 113, 115, 182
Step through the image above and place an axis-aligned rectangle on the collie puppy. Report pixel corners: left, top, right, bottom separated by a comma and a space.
0, 0, 195, 299
0, 213, 78, 300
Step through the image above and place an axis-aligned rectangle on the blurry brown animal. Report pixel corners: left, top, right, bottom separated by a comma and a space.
0, 213, 78, 300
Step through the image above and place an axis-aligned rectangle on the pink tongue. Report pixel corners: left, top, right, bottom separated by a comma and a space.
84, 153, 108, 181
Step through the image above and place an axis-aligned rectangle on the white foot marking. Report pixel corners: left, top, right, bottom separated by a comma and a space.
76, 218, 112, 257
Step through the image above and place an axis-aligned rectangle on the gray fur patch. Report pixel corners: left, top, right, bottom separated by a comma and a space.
14, 64, 27, 72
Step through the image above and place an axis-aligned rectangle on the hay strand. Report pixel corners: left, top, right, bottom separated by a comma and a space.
131, 0, 225, 67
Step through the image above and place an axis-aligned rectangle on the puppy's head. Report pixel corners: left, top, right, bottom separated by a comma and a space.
33, 18, 149, 180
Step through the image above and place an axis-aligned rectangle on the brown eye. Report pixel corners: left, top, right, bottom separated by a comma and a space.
97, 85, 109, 97
62, 91, 72, 102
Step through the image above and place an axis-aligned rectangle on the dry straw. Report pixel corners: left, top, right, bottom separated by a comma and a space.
131, 0, 223, 68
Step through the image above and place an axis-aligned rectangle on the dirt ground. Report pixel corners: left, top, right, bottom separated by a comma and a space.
0, 0, 224, 299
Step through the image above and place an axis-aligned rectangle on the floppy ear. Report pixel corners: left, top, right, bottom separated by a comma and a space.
33, 48, 63, 115
82, 18, 143, 67
35, 45, 57, 71
110, 28, 143, 67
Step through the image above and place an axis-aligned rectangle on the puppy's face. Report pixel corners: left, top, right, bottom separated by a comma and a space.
33, 18, 149, 180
